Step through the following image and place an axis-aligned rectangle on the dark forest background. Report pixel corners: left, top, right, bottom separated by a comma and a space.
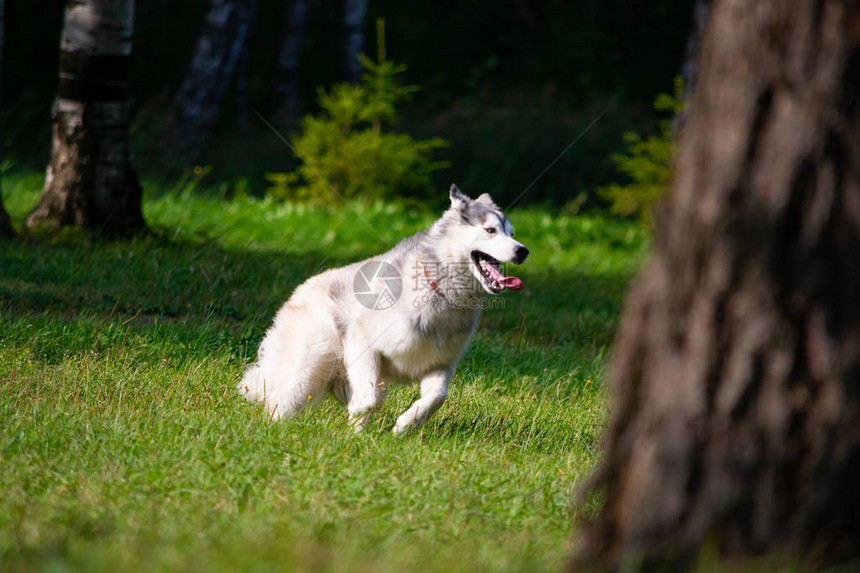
0, 0, 694, 207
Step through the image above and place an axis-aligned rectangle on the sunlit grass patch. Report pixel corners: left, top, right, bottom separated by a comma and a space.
0, 171, 647, 572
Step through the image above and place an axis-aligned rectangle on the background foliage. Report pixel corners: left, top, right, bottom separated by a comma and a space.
0, 0, 695, 207
269, 46, 448, 203
599, 76, 684, 224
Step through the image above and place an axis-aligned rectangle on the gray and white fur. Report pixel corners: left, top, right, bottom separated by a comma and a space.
238, 185, 529, 434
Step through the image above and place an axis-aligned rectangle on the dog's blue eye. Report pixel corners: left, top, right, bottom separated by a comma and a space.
485, 227, 497, 234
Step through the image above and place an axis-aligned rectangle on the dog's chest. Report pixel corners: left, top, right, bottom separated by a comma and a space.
379, 307, 478, 381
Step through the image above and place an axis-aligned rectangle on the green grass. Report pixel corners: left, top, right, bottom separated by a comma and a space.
0, 171, 649, 572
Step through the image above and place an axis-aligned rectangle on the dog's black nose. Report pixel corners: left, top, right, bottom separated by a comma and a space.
515, 246, 529, 264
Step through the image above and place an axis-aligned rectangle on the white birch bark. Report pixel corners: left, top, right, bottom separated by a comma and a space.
26, 0, 144, 235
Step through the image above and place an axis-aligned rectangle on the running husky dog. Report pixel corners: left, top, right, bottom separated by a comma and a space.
239, 185, 528, 434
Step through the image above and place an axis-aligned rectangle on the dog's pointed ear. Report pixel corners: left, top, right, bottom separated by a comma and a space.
475, 193, 497, 207
449, 184, 469, 209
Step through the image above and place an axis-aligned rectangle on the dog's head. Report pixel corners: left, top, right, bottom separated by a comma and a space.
444, 184, 529, 294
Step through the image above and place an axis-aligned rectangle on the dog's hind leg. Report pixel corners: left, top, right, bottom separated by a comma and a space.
245, 302, 339, 421
238, 363, 266, 403
264, 353, 336, 420
392, 369, 451, 436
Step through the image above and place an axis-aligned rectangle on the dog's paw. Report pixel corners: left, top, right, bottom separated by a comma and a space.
391, 421, 413, 436
348, 414, 367, 433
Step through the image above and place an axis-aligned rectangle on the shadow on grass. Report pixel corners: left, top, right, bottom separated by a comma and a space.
0, 229, 640, 372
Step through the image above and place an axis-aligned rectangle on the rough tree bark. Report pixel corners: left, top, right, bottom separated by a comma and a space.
272, 0, 308, 121
0, 0, 14, 238
26, 0, 145, 236
173, 0, 257, 159
572, 0, 860, 570
340, 0, 367, 83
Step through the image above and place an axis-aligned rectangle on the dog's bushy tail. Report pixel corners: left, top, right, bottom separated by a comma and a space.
238, 363, 267, 403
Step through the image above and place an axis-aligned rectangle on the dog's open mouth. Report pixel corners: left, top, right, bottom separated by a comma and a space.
471, 251, 524, 293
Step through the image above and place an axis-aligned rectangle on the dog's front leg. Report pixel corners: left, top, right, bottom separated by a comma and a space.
344, 338, 386, 432
392, 370, 451, 436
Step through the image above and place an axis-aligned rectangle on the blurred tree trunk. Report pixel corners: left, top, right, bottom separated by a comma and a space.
173, 0, 257, 159
0, 0, 11, 238
341, 0, 367, 83
272, 0, 307, 122
234, 37, 250, 129
26, 0, 145, 236
572, 0, 860, 571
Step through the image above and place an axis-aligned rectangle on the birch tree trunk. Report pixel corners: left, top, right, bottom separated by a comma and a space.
173, 0, 257, 159
26, 0, 144, 236
341, 0, 367, 83
572, 0, 860, 570
0, 0, 13, 238
272, 0, 307, 121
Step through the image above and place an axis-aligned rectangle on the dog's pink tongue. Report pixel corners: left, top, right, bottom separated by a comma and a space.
486, 264, 524, 291
500, 276, 523, 290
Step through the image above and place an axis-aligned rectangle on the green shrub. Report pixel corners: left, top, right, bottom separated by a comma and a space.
267, 21, 449, 204
599, 77, 684, 224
